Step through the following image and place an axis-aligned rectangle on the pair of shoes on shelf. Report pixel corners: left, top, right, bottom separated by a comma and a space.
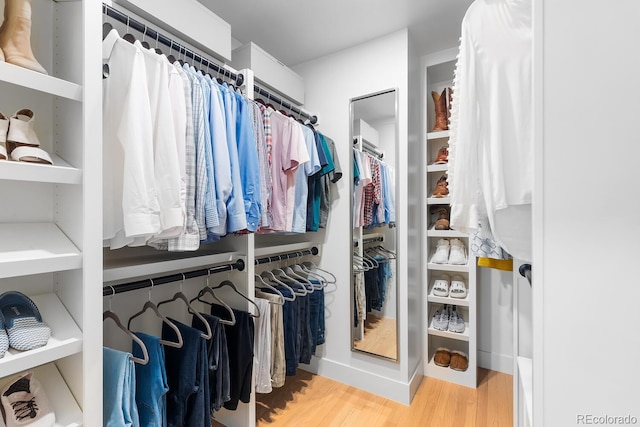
431, 88, 452, 132
0, 110, 52, 165
0, 0, 47, 75
432, 305, 465, 333
431, 175, 449, 198
430, 206, 450, 230
0, 372, 55, 426
434, 347, 469, 371
431, 238, 467, 265
0, 292, 51, 358
434, 146, 448, 164
432, 275, 467, 299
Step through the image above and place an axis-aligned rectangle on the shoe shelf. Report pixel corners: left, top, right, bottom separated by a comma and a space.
427, 164, 448, 173
427, 261, 469, 273
0, 154, 81, 185
426, 130, 450, 140
0, 223, 82, 279
103, 247, 237, 283
427, 196, 451, 205
426, 355, 476, 389
0, 61, 82, 102
0, 293, 83, 379
426, 224, 467, 238
427, 322, 470, 342
0, 362, 83, 427
427, 285, 470, 307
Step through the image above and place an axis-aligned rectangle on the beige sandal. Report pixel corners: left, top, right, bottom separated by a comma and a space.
0, 112, 8, 160
6, 109, 53, 165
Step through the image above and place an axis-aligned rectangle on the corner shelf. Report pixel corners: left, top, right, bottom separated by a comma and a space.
0, 155, 81, 185
427, 130, 450, 140
0, 362, 83, 427
0, 61, 82, 101
0, 223, 82, 279
0, 293, 83, 378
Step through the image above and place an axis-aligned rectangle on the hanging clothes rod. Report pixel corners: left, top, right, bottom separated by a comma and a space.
353, 235, 384, 247
102, 3, 243, 86
254, 246, 319, 266
254, 84, 318, 125
102, 259, 246, 296
354, 137, 384, 159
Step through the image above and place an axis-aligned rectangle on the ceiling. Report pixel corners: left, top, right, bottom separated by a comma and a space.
197, 0, 474, 67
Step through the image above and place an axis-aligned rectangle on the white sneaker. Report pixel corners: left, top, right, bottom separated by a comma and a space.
431, 239, 450, 264
448, 306, 465, 333
448, 239, 467, 265
1, 372, 55, 427
432, 305, 450, 331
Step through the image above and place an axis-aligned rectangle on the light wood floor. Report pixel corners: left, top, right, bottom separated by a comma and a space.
256, 368, 513, 427
353, 314, 397, 359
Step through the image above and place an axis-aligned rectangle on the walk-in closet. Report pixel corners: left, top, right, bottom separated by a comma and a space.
0, 0, 636, 426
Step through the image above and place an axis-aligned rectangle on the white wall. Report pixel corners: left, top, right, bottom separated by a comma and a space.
477, 267, 513, 374
294, 29, 416, 403
538, 1, 640, 425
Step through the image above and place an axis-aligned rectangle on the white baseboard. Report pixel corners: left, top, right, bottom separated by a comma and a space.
478, 350, 513, 374
409, 362, 424, 401
301, 358, 414, 405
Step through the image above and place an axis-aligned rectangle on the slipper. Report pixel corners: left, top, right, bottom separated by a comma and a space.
0, 292, 51, 351
434, 347, 451, 367
450, 351, 469, 371
0, 311, 8, 358
432, 275, 450, 297
449, 276, 467, 299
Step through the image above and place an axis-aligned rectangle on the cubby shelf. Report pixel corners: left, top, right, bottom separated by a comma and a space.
427, 164, 448, 173
427, 130, 450, 140
0, 223, 82, 279
0, 293, 83, 379
427, 196, 451, 205
0, 155, 81, 185
427, 323, 470, 342
427, 291, 470, 307
427, 262, 469, 273
0, 362, 84, 427
0, 61, 82, 101
426, 356, 476, 389
426, 224, 467, 238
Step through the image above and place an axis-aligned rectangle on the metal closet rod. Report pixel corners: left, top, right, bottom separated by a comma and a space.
353, 236, 384, 247
354, 138, 384, 159
102, 3, 243, 86
254, 246, 319, 265
254, 85, 318, 124
102, 259, 246, 296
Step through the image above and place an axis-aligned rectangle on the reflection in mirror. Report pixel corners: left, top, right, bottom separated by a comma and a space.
350, 89, 398, 361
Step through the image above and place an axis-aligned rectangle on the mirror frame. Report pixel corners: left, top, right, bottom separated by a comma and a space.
349, 87, 399, 362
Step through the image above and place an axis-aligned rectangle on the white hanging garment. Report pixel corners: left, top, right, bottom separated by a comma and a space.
449, 0, 533, 261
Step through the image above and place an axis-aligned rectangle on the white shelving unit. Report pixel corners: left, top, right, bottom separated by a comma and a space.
0, 0, 102, 425
422, 51, 478, 388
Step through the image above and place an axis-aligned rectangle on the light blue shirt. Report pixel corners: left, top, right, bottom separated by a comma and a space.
219, 84, 247, 232
233, 91, 261, 232
382, 162, 396, 224
292, 125, 321, 233
205, 77, 233, 239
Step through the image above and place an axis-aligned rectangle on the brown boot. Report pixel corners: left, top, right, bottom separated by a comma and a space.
432, 89, 448, 131
0, 0, 47, 74
432, 206, 450, 230
432, 175, 449, 198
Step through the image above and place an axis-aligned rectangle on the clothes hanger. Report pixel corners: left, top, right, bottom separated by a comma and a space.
272, 259, 312, 294
167, 40, 177, 64
254, 275, 285, 305
292, 254, 327, 288
102, 21, 114, 41
273, 267, 310, 296
352, 253, 370, 271
140, 26, 150, 49
190, 270, 236, 326
127, 279, 183, 348
103, 287, 149, 365
301, 261, 337, 284
260, 270, 299, 299
362, 251, 380, 268
283, 265, 319, 291
153, 32, 163, 55
209, 279, 261, 318
122, 17, 137, 44
156, 274, 212, 340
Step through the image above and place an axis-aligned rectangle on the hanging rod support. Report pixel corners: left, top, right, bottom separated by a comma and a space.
103, 259, 245, 296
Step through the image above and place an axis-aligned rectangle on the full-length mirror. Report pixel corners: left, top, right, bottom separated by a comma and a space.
351, 89, 398, 361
